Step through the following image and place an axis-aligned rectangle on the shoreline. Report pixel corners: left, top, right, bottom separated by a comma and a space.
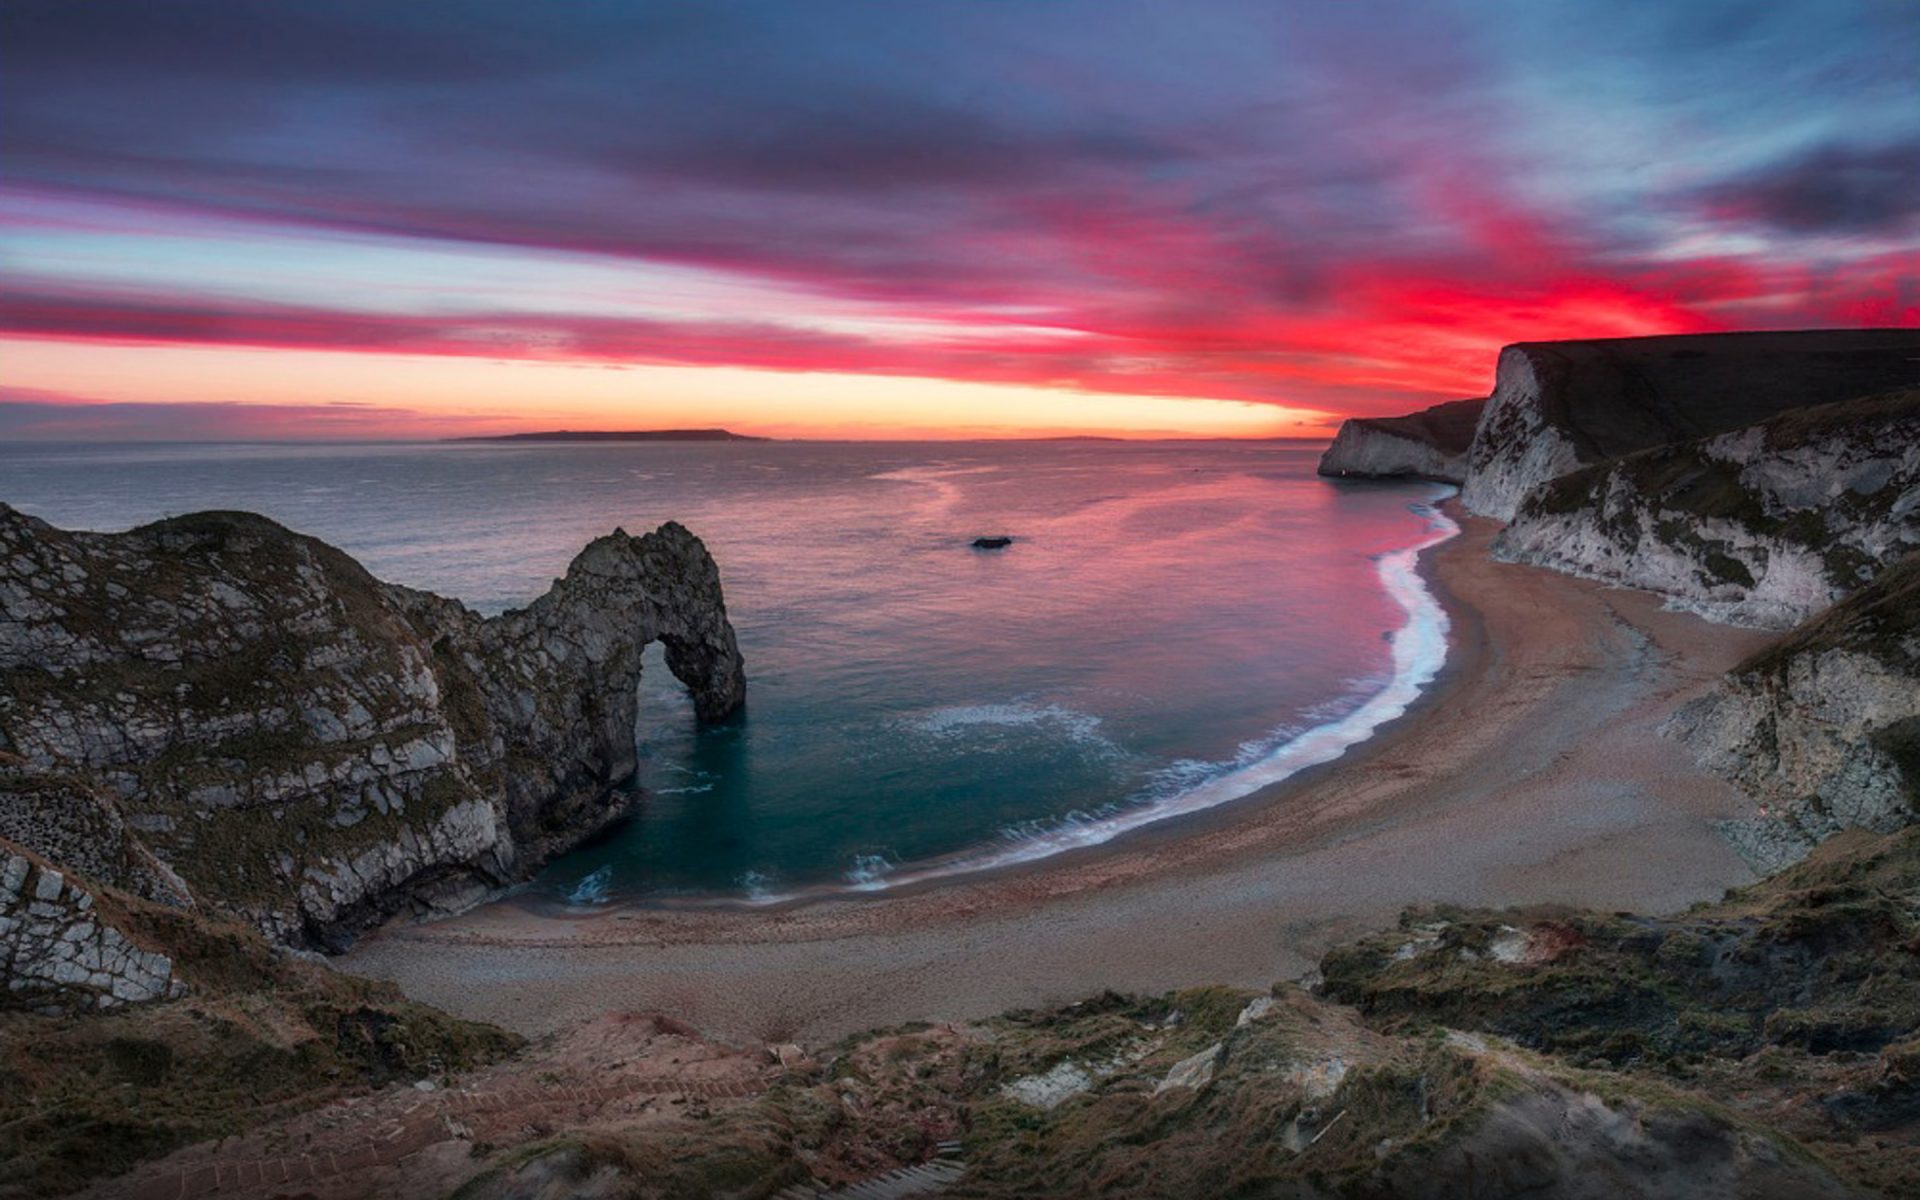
544, 486, 1463, 914
341, 510, 1776, 1043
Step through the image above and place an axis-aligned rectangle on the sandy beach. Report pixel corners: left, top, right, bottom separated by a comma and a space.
341, 511, 1776, 1044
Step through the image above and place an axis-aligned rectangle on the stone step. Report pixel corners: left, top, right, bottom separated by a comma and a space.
774, 1155, 966, 1200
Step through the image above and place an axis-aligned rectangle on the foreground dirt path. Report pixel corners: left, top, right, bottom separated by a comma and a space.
343, 514, 1775, 1044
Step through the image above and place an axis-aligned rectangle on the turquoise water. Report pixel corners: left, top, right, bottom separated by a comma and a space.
0, 439, 1452, 903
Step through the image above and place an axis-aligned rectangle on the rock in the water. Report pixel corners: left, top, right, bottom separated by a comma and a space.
0, 506, 745, 948
1317, 397, 1485, 483
1459, 329, 1920, 521
971, 536, 1014, 549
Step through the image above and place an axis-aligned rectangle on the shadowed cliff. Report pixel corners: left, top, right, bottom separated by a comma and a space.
0, 505, 744, 953
1461, 328, 1920, 520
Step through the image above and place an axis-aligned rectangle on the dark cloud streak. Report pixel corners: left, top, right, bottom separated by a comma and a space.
1699, 139, 1920, 235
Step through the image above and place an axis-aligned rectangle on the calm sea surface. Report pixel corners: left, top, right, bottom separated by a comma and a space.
0, 440, 1452, 903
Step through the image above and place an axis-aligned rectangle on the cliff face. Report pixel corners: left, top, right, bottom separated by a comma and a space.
0, 506, 743, 950
1492, 388, 1920, 628
1666, 555, 1920, 873
1342, 334, 1920, 872
1460, 329, 1920, 520
1316, 397, 1486, 483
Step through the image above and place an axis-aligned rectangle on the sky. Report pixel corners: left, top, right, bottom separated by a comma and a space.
2, 1, 1917, 440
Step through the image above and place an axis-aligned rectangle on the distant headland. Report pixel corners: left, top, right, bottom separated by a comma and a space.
449, 428, 771, 443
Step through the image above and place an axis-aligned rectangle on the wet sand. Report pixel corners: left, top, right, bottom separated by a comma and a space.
341, 512, 1775, 1044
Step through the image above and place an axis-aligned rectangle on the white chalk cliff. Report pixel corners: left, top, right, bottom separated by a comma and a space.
1459, 329, 1920, 520
1347, 330, 1920, 872
1493, 388, 1920, 629
1317, 397, 1485, 483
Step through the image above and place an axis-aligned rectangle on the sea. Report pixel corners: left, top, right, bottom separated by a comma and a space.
0, 439, 1455, 906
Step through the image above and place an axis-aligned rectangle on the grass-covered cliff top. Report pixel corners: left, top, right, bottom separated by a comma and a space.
1346, 396, 1486, 453
1507, 328, 1920, 464
461, 827, 1919, 1198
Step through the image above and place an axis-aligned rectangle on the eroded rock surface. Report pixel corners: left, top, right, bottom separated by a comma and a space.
0, 840, 183, 1012
0, 506, 744, 949
1494, 388, 1920, 628
1667, 555, 1920, 872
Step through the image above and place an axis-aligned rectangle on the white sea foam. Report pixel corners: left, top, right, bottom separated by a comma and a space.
566, 864, 615, 906
869, 463, 1002, 522
910, 701, 1113, 752
844, 853, 897, 889
736, 869, 781, 902
820, 489, 1460, 894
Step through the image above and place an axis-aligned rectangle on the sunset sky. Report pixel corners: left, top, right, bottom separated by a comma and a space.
3, 1, 1917, 440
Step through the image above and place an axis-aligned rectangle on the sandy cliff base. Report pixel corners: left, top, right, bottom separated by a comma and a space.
341, 514, 1775, 1044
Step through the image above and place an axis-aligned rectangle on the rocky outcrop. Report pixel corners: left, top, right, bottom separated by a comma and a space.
1316, 397, 1486, 483
0, 506, 744, 949
1666, 554, 1920, 873
1, 839, 184, 1012
1493, 387, 1920, 628
1460, 329, 1920, 520
1314, 828, 1920, 1197
0, 756, 195, 908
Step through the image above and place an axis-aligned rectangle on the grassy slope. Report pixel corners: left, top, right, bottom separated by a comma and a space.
0, 885, 519, 1197
1515, 330, 1920, 464
22, 832, 1917, 1197
1349, 397, 1486, 454
453, 831, 1920, 1199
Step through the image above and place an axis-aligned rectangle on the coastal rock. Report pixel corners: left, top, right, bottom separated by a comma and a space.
0, 759, 194, 908
0, 506, 745, 948
1459, 329, 1920, 520
1153, 1041, 1221, 1094
1317, 397, 1485, 483
1493, 387, 1920, 628
0, 839, 184, 1011
1665, 554, 1920, 872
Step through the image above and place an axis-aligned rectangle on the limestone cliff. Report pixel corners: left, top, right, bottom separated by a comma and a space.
1492, 387, 1920, 628
1, 838, 186, 1013
1459, 329, 1920, 520
1666, 554, 1920, 873
0, 506, 744, 950
1316, 397, 1485, 483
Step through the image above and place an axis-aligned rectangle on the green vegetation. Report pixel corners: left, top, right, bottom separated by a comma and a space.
1518, 387, 1920, 608
17, 836, 1919, 1196
0, 894, 519, 1198
448, 834, 1920, 1198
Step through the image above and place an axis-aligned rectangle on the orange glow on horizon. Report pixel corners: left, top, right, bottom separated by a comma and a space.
0, 338, 1333, 441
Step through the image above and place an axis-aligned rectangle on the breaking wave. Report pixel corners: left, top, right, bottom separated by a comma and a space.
566, 864, 615, 906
